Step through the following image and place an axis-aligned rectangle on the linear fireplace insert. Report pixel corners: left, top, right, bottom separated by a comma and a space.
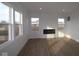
43, 29, 55, 34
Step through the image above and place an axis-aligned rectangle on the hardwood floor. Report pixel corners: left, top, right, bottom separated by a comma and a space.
18, 37, 79, 56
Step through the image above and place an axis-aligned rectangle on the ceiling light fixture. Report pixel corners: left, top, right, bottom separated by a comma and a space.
40, 8, 42, 10
62, 9, 65, 12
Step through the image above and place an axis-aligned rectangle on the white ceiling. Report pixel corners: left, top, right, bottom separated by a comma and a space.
20, 2, 79, 15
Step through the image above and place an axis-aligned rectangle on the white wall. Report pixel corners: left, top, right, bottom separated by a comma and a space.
28, 13, 58, 38
65, 11, 79, 42
0, 3, 29, 56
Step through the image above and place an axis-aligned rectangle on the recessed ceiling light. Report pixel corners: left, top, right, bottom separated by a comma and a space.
62, 9, 65, 12
40, 8, 42, 10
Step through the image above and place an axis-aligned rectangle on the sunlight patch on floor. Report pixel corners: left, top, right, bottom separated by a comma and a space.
65, 34, 71, 39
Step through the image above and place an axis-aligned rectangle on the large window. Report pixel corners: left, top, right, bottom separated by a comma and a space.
0, 3, 23, 44
31, 18, 39, 31
0, 3, 9, 44
58, 17, 65, 37
58, 17, 65, 28
10, 9, 23, 39
58, 17, 65, 24
15, 11, 22, 36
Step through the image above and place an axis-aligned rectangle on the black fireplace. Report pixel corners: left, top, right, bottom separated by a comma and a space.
43, 29, 55, 34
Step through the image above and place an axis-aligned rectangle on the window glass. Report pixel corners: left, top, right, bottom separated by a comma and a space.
58, 18, 64, 24
0, 3, 9, 44
15, 11, 23, 36
31, 18, 39, 31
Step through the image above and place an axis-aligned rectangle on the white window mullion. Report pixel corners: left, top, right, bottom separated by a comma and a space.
12, 9, 15, 40
21, 14, 23, 35
8, 8, 12, 40
19, 14, 23, 35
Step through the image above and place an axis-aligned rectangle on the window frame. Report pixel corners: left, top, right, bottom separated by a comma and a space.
1, 3, 23, 41
31, 17, 39, 31
15, 10, 23, 37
